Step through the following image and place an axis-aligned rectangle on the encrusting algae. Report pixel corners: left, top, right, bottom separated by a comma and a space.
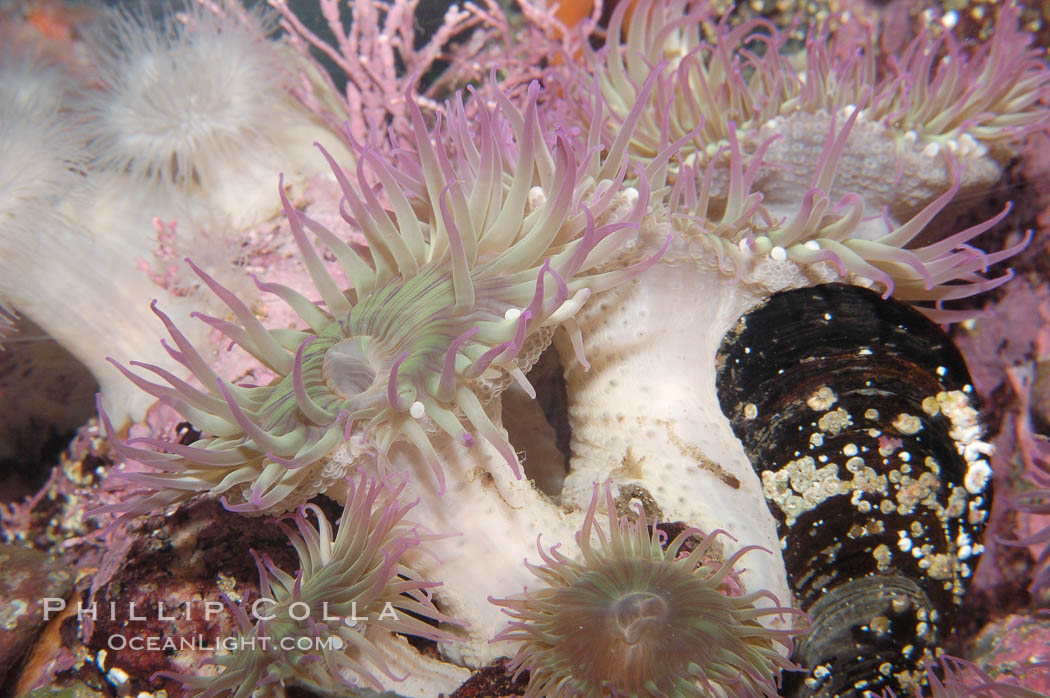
1, 0, 1049, 696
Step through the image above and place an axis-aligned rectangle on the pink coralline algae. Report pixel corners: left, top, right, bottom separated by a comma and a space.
955, 281, 1049, 397
965, 615, 1050, 695
1000, 363, 1050, 599
1, 1, 1050, 697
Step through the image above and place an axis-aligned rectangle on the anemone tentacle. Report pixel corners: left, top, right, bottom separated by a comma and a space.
668, 114, 1024, 320
583, 0, 1049, 180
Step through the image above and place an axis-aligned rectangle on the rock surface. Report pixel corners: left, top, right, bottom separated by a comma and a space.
0, 544, 73, 683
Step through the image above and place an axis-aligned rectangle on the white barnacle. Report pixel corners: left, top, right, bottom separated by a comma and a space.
964, 459, 992, 495
807, 386, 837, 411
892, 413, 922, 435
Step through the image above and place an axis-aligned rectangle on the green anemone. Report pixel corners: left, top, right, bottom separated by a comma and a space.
558, 0, 1045, 321
588, 0, 1048, 180
491, 483, 802, 698
166, 474, 454, 696
100, 80, 663, 516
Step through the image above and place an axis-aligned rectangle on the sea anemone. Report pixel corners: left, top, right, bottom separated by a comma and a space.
99, 79, 659, 517
0, 6, 331, 426
0, 54, 84, 272
0, 52, 66, 348
491, 482, 800, 697
0, 52, 196, 424
6, 0, 1045, 694
79, 1, 337, 227
667, 118, 1026, 322
168, 473, 465, 696
0, 54, 83, 346
587, 0, 1048, 199
559, 0, 1045, 318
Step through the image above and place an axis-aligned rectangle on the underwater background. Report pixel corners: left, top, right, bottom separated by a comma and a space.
1, 0, 1050, 695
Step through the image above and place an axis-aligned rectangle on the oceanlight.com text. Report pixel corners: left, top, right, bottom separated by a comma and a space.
106, 633, 348, 652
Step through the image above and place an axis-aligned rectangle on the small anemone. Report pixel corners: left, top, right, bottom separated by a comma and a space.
490, 482, 802, 698
164, 473, 455, 696
99, 80, 662, 517
81, 2, 280, 187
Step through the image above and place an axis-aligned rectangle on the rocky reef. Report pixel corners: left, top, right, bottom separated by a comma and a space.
2, 0, 1050, 696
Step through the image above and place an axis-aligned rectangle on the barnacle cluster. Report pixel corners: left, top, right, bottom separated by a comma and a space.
3, 0, 1049, 696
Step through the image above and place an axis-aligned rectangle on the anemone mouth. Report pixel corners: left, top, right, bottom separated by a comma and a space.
613, 590, 670, 645
547, 560, 680, 655
546, 555, 771, 684
323, 336, 378, 402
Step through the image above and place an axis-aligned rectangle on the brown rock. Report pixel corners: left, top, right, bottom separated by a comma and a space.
0, 544, 73, 683
450, 658, 528, 698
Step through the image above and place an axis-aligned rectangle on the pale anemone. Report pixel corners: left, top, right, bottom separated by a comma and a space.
79, 1, 336, 227
0, 49, 214, 425
0, 1, 347, 426
100, 80, 659, 516
167, 474, 459, 696
0, 53, 85, 315
491, 483, 800, 697
0, 54, 81, 348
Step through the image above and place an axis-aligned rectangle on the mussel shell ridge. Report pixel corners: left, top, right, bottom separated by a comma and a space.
716, 283, 991, 697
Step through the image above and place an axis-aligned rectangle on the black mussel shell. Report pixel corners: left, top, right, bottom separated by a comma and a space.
716, 283, 991, 697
